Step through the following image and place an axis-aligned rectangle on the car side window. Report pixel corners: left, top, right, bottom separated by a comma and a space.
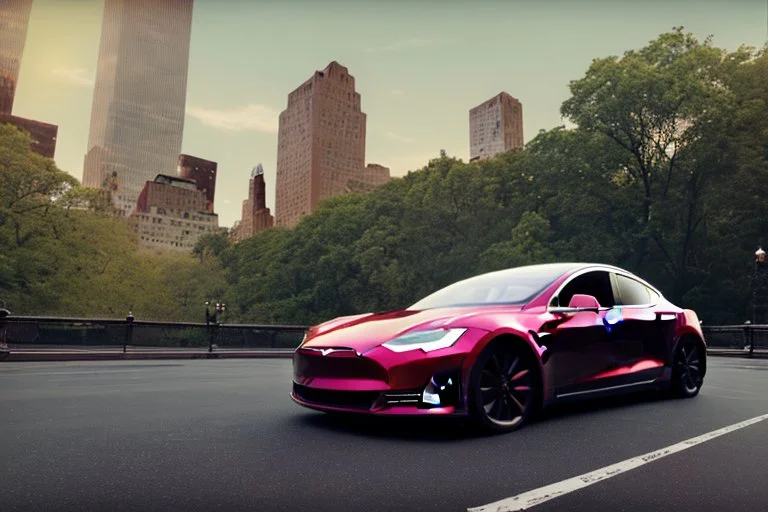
553, 271, 616, 308
614, 274, 658, 306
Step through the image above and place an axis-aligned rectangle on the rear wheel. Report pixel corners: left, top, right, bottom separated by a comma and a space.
670, 338, 704, 398
469, 341, 539, 434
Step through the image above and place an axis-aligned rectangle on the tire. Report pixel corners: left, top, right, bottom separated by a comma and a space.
670, 337, 704, 398
468, 340, 540, 434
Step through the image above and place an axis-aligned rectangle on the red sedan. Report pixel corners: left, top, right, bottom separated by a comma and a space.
291, 263, 706, 433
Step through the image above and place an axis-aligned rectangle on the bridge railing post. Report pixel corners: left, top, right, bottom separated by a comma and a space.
0, 303, 10, 357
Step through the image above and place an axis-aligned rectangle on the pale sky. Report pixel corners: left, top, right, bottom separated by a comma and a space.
12, 0, 768, 228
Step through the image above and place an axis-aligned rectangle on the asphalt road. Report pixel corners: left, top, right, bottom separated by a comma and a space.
2, 357, 768, 512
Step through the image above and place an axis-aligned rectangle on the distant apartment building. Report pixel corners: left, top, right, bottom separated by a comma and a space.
83, 0, 194, 218
233, 164, 274, 242
178, 154, 217, 212
469, 92, 524, 161
0, 114, 58, 158
129, 174, 219, 252
275, 61, 389, 228
0, 0, 33, 115
340, 163, 390, 194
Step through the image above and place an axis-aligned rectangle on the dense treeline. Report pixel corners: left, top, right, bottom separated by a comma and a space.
2, 29, 766, 325
0, 124, 227, 321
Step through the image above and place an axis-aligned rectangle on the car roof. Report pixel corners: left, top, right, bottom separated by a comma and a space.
507, 262, 657, 283
501, 262, 624, 274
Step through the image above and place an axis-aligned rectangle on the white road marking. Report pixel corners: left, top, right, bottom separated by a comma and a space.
717, 365, 768, 371
467, 412, 768, 512
701, 393, 768, 401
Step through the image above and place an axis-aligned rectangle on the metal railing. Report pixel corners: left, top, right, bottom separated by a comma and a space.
0, 313, 307, 355
702, 324, 768, 357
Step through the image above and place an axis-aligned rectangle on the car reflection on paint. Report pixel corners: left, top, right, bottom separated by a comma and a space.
290, 263, 706, 433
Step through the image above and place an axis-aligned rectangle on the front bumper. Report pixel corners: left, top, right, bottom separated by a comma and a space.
290, 383, 464, 416
290, 328, 489, 416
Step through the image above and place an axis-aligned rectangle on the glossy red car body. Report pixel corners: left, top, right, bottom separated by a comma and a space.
290, 263, 706, 421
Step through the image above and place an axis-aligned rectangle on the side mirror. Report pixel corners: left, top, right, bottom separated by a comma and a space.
548, 294, 601, 314
568, 294, 600, 309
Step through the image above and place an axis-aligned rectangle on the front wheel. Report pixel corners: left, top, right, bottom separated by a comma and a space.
468, 341, 539, 434
670, 338, 704, 398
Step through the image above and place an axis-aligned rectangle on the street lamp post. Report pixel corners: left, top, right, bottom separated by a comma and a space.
205, 301, 226, 353
752, 247, 766, 357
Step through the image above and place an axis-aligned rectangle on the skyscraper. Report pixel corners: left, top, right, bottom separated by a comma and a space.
276, 61, 389, 228
0, 0, 33, 115
469, 92, 524, 161
83, 0, 194, 217
234, 164, 274, 242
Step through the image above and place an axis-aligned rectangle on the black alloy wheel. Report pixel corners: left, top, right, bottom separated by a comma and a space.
671, 338, 704, 398
470, 342, 538, 433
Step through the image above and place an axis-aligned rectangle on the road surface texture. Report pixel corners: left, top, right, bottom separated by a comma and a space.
2, 357, 767, 512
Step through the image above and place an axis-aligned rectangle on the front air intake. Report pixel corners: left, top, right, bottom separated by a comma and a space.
293, 383, 380, 410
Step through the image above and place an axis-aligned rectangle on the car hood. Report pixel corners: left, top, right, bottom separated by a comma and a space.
302, 306, 520, 354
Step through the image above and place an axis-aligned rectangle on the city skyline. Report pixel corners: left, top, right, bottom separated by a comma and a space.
10, 0, 768, 228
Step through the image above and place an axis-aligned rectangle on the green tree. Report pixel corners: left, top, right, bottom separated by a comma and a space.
0, 123, 78, 248
193, 231, 232, 262
561, 27, 755, 303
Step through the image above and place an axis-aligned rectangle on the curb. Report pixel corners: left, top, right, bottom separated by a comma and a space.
0, 350, 294, 362
705, 349, 768, 359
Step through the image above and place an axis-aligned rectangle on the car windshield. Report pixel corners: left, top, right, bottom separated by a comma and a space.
408, 264, 577, 310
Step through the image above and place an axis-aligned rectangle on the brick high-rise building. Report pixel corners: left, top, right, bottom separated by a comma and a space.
0, 114, 58, 158
178, 154, 217, 212
130, 174, 219, 252
83, 0, 194, 218
469, 92, 524, 162
234, 164, 274, 242
0, 0, 33, 115
276, 61, 390, 228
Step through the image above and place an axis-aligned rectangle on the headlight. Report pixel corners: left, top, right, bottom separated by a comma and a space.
381, 328, 467, 353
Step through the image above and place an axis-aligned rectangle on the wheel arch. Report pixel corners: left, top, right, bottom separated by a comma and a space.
463, 331, 546, 410
671, 332, 708, 378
